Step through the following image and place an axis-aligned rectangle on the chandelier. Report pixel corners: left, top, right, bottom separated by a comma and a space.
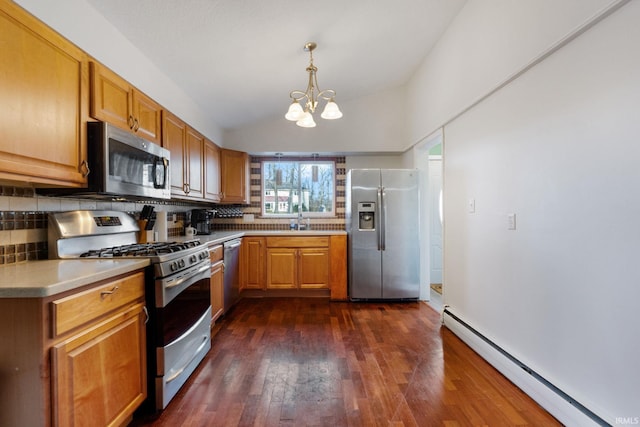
285, 42, 343, 128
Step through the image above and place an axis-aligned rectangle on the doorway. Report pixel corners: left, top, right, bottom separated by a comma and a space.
414, 129, 443, 311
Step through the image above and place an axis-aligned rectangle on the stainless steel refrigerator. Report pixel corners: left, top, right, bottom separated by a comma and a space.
346, 169, 420, 300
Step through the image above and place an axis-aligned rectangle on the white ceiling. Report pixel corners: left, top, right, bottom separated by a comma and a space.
85, 0, 467, 130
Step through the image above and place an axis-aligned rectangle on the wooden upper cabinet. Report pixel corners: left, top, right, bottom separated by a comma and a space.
162, 110, 205, 200
162, 110, 188, 197
220, 148, 249, 204
204, 139, 222, 202
90, 62, 162, 145
0, 1, 88, 187
186, 126, 205, 199
132, 89, 162, 144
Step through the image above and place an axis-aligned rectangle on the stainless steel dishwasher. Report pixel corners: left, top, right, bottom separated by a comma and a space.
223, 238, 242, 313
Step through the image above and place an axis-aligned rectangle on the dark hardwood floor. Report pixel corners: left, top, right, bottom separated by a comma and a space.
131, 298, 560, 426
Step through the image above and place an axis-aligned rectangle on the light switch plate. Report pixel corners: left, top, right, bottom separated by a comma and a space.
468, 198, 475, 213
507, 213, 516, 230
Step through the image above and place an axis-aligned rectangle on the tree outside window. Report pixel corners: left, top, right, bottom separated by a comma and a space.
262, 160, 335, 217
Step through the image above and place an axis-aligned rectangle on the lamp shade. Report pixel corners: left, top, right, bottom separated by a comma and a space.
320, 100, 343, 120
285, 101, 304, 121
296, 111, 316, 128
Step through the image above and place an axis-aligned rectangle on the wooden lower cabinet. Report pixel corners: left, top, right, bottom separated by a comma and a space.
299, 248, 330, 289
211, 260, 224, 323
239, 234, 346, 298
0, 269, 147, 427
266, 248, 298, 289
241, 237, 265, 290
266, 247, 329, 290
52, 303, 146, 427
209, 244, 224, 325
265, 237, 330, 290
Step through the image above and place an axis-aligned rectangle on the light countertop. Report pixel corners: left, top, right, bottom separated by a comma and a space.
185, 229, 346, 246
0, 259, 150, 298
0, 230, 345, 298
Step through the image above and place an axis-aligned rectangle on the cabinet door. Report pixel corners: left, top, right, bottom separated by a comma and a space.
299, 248, 330, 289
90, 62, 132, 131
266, 248, 297, 289
220, 149, 249, 203
0, 1, 88, 186
204, 139, 221, 202
211, 260, 224, 323
242, 237, 264, 290
132, 90, 162, 145
186, 127, 205, 199
329, 235, 348, 300
162, 110, 188, 197
52, 303, 147, 427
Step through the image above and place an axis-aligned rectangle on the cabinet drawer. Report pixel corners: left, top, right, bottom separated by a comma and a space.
266, 236, 329, 248
209, 244, 223, 263
52, 272, 145, 337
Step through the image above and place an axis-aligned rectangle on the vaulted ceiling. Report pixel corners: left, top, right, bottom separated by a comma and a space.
85, 0, 467, 130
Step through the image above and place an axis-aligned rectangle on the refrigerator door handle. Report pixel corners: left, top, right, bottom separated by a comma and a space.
380, 186, 386, 251
377, 187, 383, 251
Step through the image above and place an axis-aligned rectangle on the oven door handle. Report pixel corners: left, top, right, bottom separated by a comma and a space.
165, 335, 210, 384
165, 263, 211, 289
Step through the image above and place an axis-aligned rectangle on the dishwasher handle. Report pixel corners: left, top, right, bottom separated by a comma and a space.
224, 239, 242, 249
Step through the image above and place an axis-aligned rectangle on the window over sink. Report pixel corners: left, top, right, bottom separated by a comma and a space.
261, 159, 335, 217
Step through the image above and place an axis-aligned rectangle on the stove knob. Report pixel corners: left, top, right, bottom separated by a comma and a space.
179, 259, 185, 268
170, 261, 179, 271
190, 255, 197, 264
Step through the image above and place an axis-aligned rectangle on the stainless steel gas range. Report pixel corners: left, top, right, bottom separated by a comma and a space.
48, 210, 212, 411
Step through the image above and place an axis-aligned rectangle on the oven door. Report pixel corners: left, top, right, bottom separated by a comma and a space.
153, 261, 212, 409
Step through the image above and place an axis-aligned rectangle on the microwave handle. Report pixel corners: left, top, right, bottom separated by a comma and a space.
153, 157, 169, 188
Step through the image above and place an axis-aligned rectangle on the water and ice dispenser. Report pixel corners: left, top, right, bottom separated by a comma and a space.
358, 202, 376, 230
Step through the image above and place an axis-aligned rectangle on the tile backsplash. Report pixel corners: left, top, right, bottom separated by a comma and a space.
0, 191, 199, 265
0, 155, 348, 265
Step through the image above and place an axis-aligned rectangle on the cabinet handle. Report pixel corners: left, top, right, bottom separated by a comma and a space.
128, 115, 135, 129
143, 306, 149, 324
81, 160, 90, 178
133, 118, 140, 131
100, 285, 119, 298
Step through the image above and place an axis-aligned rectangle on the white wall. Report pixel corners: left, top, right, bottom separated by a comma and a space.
345, 154, 403, 171
442, 1, 639, 424
224, 86, 408, 154
405, 0, 620, 147
15, 0, 225, 145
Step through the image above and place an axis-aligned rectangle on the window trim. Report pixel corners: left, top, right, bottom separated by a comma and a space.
260, 158, 337, 218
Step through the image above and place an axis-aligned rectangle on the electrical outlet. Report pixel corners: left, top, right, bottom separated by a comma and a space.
468, 198, 475, 213
507, 213, 516, 230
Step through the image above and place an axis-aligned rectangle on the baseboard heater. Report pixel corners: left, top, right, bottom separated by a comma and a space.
442, 308, 609, 427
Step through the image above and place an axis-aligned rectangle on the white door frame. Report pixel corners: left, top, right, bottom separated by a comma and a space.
413, 128, 444, 300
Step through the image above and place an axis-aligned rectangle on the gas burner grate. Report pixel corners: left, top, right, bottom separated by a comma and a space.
79, 240, 201, 258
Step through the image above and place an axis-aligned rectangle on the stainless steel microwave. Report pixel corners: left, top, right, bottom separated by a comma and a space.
41, 122, 171, 200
